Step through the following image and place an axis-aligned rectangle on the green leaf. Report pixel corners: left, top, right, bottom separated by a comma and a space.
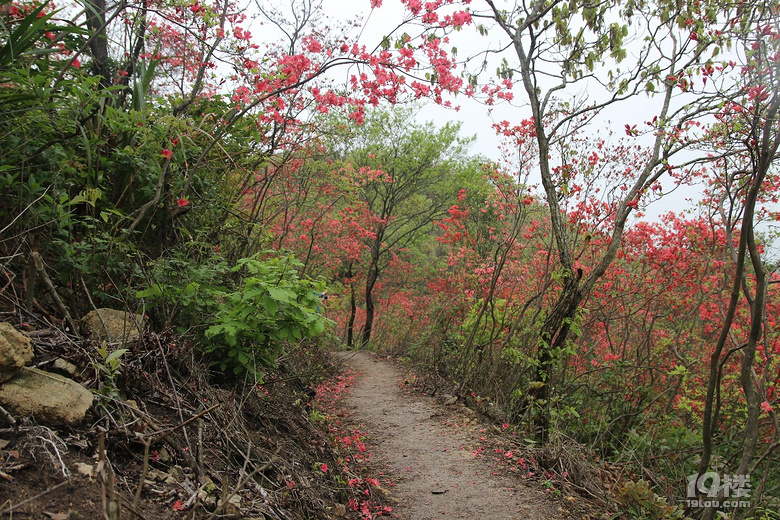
105, 349, 128, 364
137, 284, 163, 299
263, 296, 278, 314
267, 287, 294, 303
312, 319, 325, 335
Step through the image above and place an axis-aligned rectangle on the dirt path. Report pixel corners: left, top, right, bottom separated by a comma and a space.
335, 351, 562, 520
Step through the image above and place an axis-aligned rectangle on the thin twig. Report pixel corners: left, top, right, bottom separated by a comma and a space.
130, 404, 218, 515
205, 446, 281, 520
0, 187, 50, 238
153, 335, 194, 463
133, 436, 151, 512
0, 404, 18, 448
80, 276, 110, 339
120, 498, 150, 520
31, 252, 78, 335
99, 430, 121, 520
146, 404, 220, 445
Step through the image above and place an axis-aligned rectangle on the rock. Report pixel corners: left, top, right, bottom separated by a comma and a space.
198, 477, 217, 510
146, 468, 170, 482
216, 494, 241, 517
0, 367, 93, 426
75, 462, 95, 477
158, 447, 173, 463
0, 323, 33, 384
165, 468, 181, 485
81, 309, 144, 347
51, 358, 79, 378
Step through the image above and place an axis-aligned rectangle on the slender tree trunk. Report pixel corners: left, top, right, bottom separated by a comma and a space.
361, 230, 383, 348
347, 285, 357, 348
461, 207, 526, 383
345, 264, 356, 349
484, 0, 675, 444
697, 92, 778, 520
84, 0, 111, 86
361, 261, 378, 347
528, 270, 583, 442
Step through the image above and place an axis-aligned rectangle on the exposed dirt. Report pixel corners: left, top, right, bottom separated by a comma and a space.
334, 350, 572, 520
0, 327, 360, 520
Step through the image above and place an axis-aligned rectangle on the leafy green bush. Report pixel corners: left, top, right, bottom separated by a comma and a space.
204, 254, 330, 379
136, 251, 229, 331
615, 480, 691, 520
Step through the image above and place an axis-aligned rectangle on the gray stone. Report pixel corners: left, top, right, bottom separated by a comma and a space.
0, 323, 33, 384
216, 494, 242, 517
81, 309, 144, 346
0, 367, 93, 426
51, 357, 80, 377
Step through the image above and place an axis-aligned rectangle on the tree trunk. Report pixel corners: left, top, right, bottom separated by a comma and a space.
345, 264, 356, 349
84, 0, 111, 86
528, 270, 583, 442
361, 262, 378, 347
361, 230, 383, 348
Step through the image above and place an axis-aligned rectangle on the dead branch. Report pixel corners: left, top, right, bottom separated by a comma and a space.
31, 252, 78, 336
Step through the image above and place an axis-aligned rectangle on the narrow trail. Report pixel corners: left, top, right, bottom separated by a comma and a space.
335, 351, 563, 520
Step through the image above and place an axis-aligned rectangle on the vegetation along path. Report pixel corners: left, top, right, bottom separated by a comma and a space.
335, 351, 563, 520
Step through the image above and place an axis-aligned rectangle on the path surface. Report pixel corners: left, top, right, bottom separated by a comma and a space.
336, 351, 561, 520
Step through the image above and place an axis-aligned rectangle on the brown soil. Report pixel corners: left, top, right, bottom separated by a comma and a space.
0, 328, 357, 520
334, 350, 573, 520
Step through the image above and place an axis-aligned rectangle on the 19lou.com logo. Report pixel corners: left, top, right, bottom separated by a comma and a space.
686, 472, 751, 508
